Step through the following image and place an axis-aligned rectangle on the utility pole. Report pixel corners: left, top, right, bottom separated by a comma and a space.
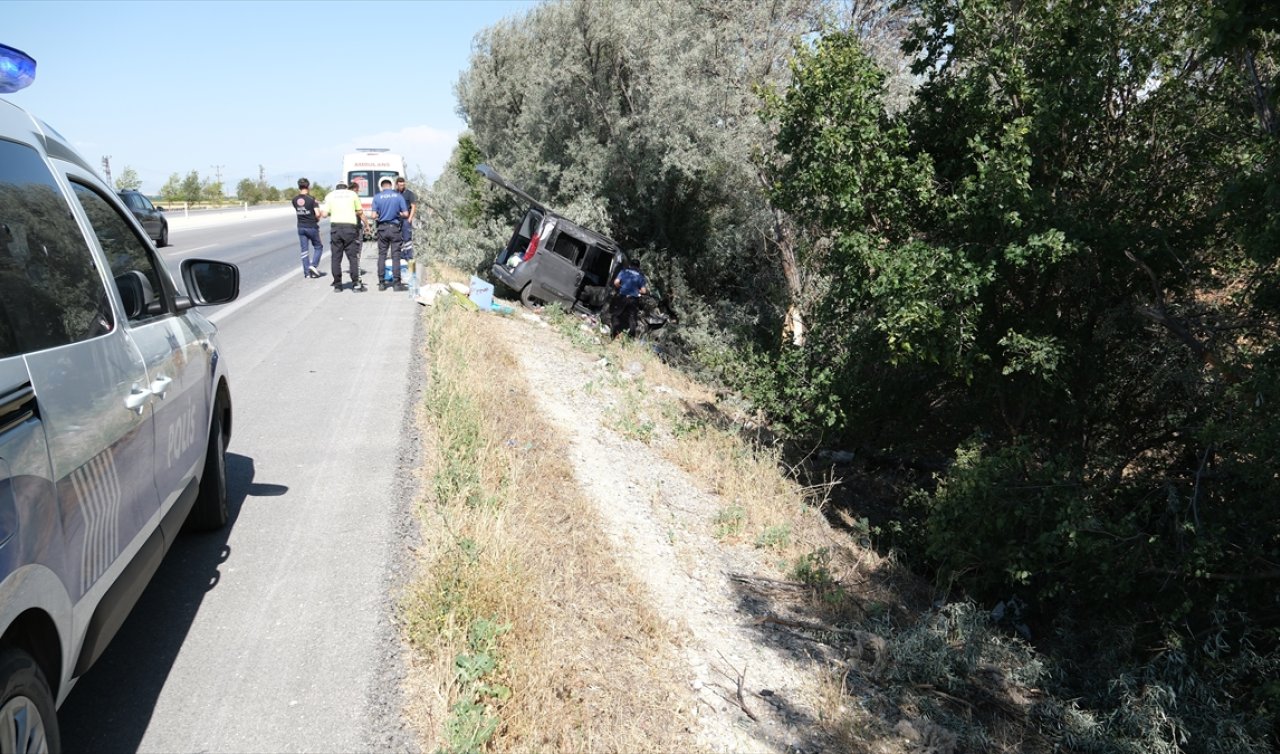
258, 164, 266, 185
101, 155, 113, 186
211, 164, 224, 184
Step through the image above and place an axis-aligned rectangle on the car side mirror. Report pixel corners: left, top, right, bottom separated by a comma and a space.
180, 259, 240, 306
113, 270, 153, 319
155, 206, 165, 212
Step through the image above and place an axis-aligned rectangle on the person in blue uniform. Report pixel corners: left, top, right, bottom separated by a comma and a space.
610, 258, 648, 339
371, 178, 409, 290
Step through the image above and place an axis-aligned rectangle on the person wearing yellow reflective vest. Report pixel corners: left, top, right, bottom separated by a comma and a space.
320, 182, 370, 292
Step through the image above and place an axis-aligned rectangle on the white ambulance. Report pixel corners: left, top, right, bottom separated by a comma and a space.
341, 148, 406, 222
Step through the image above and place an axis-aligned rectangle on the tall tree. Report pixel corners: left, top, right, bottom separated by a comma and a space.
113, 166, 141, 191
201, 180, 224, 204
453, 0, 912, 349
180, 170, 202, 204
159, 173, 182, 204
767, 0, 1279, 683
235, 177, 261, 205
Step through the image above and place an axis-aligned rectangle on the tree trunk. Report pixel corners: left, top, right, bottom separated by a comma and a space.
774, 208, 806, 348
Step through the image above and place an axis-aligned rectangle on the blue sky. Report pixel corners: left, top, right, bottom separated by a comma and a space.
4, 0, 538, 193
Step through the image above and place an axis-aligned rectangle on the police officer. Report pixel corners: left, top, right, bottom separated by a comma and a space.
371, 178, 408, 290
610, 258, 649, 339
321, 182, 369, 291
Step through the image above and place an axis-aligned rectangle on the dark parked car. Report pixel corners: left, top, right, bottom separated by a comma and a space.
118, 188, 168, 247
479, 164, 668, 335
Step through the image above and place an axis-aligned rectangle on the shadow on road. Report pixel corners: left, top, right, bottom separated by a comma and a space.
58, 453, 281, 751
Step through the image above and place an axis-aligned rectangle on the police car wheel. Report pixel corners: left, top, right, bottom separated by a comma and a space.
188, 406, 229, 532
0, 648, 59, 754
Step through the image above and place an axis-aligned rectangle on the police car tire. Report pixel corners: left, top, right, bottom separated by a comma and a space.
189, 407, 229, 532
0, 648, 59, 754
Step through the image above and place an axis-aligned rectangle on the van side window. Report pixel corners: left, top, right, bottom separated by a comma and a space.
581, 247, 614, 286
0, 140, 114, 359
549, 232, 585, 264
70, 183, 168, 324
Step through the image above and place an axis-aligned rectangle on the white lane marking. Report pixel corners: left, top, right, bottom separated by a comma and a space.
251, 230, 278, 238
207, 263, 310, 325
183, 244, 216, 253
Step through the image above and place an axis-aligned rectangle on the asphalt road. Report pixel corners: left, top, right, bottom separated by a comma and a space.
57, 215, 422, 752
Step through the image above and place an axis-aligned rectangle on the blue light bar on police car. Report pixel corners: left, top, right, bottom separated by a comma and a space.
0, 44, 37, 93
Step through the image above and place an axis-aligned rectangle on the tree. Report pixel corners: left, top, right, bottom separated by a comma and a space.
236, 177, 262, 205
159, 173, 182, 204
452, 0, 913, 354
114, 166, 141, 191
763, 1, 1278, 743
180, 170, 202, 204
201, 180, 224, 205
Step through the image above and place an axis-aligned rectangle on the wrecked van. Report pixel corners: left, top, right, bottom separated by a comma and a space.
480, 164, 627, 313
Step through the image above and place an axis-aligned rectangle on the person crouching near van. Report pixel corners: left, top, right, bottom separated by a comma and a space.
372, 178, 409, 291
320, 182, 369, 292
611, 258, 648, 340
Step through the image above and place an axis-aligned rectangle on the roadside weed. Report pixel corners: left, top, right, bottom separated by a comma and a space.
790, 547, 834, 588
440, 618, 512, 754
755, 523, 792, 550
713, 504, 746, 540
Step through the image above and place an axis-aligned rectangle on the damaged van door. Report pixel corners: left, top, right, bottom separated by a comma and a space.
480, 164, 622, 313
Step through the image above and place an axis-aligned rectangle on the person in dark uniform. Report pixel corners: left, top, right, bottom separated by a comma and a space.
395, 177, 417, 265
291, 177, 323, 278
610, 258, 648, 339
371, 178, 408, 291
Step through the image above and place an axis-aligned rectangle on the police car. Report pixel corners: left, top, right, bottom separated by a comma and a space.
0, 44, 239, 751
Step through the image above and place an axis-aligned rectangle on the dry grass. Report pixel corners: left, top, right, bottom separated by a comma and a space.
403, 266, 1275, 753
599, 337, 913, 623
401, 288, 698, 753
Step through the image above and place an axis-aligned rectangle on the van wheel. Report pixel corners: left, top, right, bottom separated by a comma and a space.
520, 285, 546, 309
188, 405, 229, 532
0, 648, 59, 754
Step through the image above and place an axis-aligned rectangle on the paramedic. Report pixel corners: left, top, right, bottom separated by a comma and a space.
292, 177, 323, 278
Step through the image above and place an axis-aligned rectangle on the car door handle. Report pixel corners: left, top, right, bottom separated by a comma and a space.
149, 375, 173, 399
125, 385, 152, 415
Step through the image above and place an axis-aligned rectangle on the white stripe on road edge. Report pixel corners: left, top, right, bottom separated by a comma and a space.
207, 264, 306, 326
251, 230, 278, 238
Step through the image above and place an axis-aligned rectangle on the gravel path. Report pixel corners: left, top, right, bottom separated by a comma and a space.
490, 316, 836, 754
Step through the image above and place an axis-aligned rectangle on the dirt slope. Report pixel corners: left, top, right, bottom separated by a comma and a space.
487, 314, 841, 754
